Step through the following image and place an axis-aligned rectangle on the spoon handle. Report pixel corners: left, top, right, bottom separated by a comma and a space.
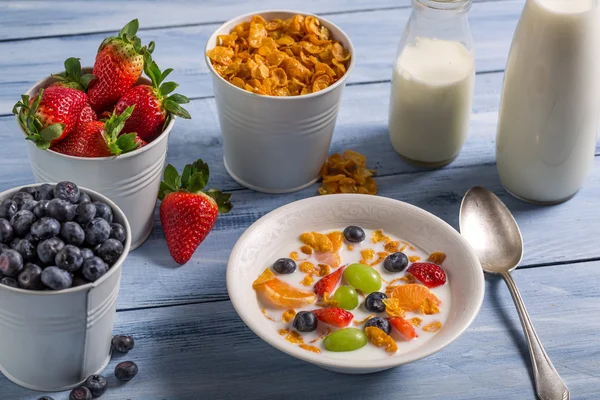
501, 272, 570, 400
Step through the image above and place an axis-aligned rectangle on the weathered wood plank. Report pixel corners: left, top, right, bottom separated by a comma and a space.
8, 260, 600, 399
0, 0, 522, 114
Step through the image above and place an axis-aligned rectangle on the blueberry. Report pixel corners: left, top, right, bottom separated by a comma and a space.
75, 202, 96, 226
10, 210, 36, 237
18, 263, 44, 290
97, 238, 124, 265
23, 232, 39, 244
13, 239, 36, 262
85, 218, 111, 246
10, 237, 19, 249
343, 225, 365, 243
55, 245, 84, 272
33, 200, 49, 219
384, 252, 409, 273
364, 292, 387, 313
83, 374, 108, 398
0, 277, 19, 288
80, 248, 94, 261
69, 386, 92, 400
72, 275, 90, 287
61, 221, 85, 246
109, 223, 126, 243
31, 217, 60, 240
41, 266, 72, 290
12, 191, 34, 208
365, 317, 391, 335
0, 243, 8, 254
0, 199, 18, 220
19, 186, 38, 197
112, 335, 135, 353
273, 258, 296, 274
0, 219, 13, 243
77, 192, 91, 204
35, 184, 55, 201
54, 181, 80, 204
37, 237, 65, 265
47, 199, 76, 222
0, 249, 23, 277
37, 397, 55, 400
293, 311, 317, 332
92, 202, 113, 223
115, 361, 138, 382
82, 257, 108, 282
20, 199, 38, 213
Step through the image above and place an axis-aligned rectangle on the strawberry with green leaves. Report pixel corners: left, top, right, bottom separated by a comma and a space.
51, 57, 96, 92
88, 19, 154, 112
159, 160, 232, 264
115, 59, 191, 142
51, 106, 140, 158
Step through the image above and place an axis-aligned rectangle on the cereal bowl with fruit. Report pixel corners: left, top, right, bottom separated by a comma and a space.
227, 194, 484, 374
0, 181, 131, 391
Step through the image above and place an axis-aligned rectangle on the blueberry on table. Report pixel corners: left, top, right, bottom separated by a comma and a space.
83, 374, 108, 398
69, 385, 92, 400
109, 223, 126, 243
41, 266, 72, 290
55, 245, 84, 272
33, 200, 49, 219
35, 184, 55, 201
0, 218, 13, 243
19, 186, 38, 197
47, 199, 76, 222
384, 252, 409, 273
343, 225, 366, 243
54, 181, 80, 204
31, 217, 61, 240
85, 218, 111, 246
97, 238, 124, 265
80, 248, 94, 261
37, 237, 65, 265
293, 311, 318, 332
18, 263, 44, 290
0, 199, 18, 220
364, 292, 388, 313
81, 257, 108, 282
365, 317, 391, 335
12, 191, 34, 208
75, 202, 96, 226
112, 335, 135, 353
273, 258, 296, 274
10, 210, 36, 237
61, 221, 85, 246
13, 239, 36, 262
92, 202, 113, 223
77, 192, 91, 204
0, 277, 19, 288
115, 361, 138, 382
20, 199, 38, 213
0, 249, 23, 277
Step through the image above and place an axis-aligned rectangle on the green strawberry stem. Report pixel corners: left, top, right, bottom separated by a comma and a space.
12, 89, 64, 150
51, 57, 96, 91
158, 159, 232, 213
143, 56, 192, 120
103, 105, 140, 156
99, 19, 154, 56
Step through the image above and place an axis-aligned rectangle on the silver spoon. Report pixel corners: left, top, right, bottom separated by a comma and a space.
459, 186, 569, 400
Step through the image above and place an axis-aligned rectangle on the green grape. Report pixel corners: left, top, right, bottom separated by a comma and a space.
332, 285, 359, 310
323, 328, 368, 352
343, 263, 382, 294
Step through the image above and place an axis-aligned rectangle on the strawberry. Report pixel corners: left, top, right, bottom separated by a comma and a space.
158, 160, 232, 264
51, 106, 139, 158
406, 262, 447, 289
312, 308, 353, 328
134, 135, 148, 148
313, 266, 344, 297
50, 57, 95, 92
13, 86, 89, 149
115, 59, 191, 142
88, 19, 154, 112
79, 104, 98, 125
389, 317, 418, 340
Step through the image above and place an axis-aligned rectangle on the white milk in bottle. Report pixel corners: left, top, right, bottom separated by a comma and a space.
496, 0, 600, 203
389, 0, 475, 167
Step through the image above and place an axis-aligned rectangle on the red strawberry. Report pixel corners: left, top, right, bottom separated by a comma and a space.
13, 86, 89, 149
88, 19, 154, 112
313, 266, 344, 297
115, 59, 191, 142
389, 317, 418, 340
51, 106, 139, 158
79, 104, 98, 125
50, 57, 96, 92
312, 308, 353, 328
406, 262, 447, 288
158, 160, 232, 264
134, 135, 148, 148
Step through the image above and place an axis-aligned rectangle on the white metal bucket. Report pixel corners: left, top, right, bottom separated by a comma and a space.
0, 184, 131, 392
205, 11, 355, 194
19, 71, 174, 249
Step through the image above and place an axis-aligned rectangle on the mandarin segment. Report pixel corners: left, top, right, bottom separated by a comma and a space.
326, 231, 344, 252
389, 284, 441, 312
255, 276, 317, 308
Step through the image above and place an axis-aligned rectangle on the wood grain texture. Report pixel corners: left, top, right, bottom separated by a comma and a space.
7, 261, 600, 400
0, 0, 522, 115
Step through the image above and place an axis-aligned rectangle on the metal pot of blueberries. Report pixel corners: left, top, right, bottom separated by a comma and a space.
0, 181, 131, 392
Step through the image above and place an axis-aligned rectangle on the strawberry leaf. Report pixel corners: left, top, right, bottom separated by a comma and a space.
147, 41, 155, 54
159, 68, 174, 84
158, 182, 173, 201
120, 19, 139, 41
206, 189, 233, 214
168, 94, 190, 104
64, 57, 82, 81
159, 82, 178, 96
191, 159, 209, 179
181, 164, 192, 188
163, 164, 180, 191
164, 101, 191, 119
39, 123, 64, 141
115, 133, 140, 154
188, 173, 207, 193
80, 74, 96, 89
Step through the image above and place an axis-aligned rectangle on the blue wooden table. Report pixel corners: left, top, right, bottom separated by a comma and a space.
1, 1, 599, 399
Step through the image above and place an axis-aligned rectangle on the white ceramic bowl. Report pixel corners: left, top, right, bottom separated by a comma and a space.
0, 183, 131, 391
205, 10, 355, 194
227, 194, 484, 374
18, 70, 174, 249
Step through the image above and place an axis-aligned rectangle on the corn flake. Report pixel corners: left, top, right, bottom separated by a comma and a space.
427, 251, 447, 265
300, 232, 333, 253
384, 241, 400, 253
383, 298, 406, 318
361, 249, 375, 262
289, 251, 299, 261
327, 231, 344, 252
282, 309, 297, 323
299, 344, 321, 353
318, 264, 331, 277
420, 298, 441, 315
261, 308, 276, 322
320, 292, 339, 307
423, 321, 443, 333
318, 150, 377, 195
301, 275, 315, 286
365, 327, 398, 353
409, 256, 421, 263
409, 317, 423, 327
300, 245, 313, 255
372, 230, 390, 244
279, 329, 304, 344
354, 314, 376, 326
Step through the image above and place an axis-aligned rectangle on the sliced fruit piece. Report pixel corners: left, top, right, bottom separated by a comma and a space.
388, 284, 441, 312
326, 231, 344, 251
314, 250, 341, 268
406, 262, 447, 288
389, 317, 418, 340
313, 266, 344, 297
253, 268, 275, 289
312, 307, 353, 328
255, 277, 317, 309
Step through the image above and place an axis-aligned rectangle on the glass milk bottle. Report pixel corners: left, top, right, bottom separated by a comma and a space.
389, 0, 475, 167
496, 0, 600, 204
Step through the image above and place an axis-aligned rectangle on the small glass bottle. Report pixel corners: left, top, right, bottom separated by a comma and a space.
388, 0, 475, 168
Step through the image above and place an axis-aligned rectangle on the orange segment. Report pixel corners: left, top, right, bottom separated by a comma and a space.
314, 251, 341, 268
389, 284, 441, 312
327, 231, 344, 251
255, 273, 317, 309
253, 268, 275, 289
